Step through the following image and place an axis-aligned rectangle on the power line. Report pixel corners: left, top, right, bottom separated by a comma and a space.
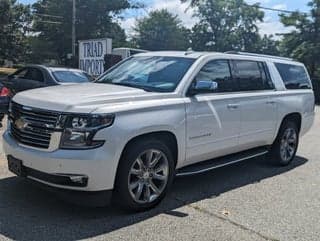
34, 13, 63, 19
36, 20, 62, 24
189, 0, 310, 15
243, 2, 310, 15
34, 14, 63, 24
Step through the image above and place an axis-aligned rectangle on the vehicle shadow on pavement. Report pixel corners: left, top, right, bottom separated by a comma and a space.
0, 156, 308, 241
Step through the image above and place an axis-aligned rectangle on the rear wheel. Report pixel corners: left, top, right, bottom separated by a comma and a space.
270, 121, 299, 166
114, 139, 175, 211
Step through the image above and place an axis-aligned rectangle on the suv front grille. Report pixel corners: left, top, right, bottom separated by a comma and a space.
9, 102, 60, 149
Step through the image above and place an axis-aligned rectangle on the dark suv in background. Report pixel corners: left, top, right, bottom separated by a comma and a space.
0, 65, 92, 118
1, 65, 92, 95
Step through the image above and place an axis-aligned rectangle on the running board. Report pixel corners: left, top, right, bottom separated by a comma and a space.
176, 147, 269, 177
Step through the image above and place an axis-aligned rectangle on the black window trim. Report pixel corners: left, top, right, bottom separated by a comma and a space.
231, 59, 276, 92
274, 62, 312, 90
261, 62, 275, 90
187, 58, 238, 96
187, 58, 276, 97
26, 67, 45, 83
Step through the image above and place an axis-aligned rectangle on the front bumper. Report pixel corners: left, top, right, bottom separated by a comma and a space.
3, 131, 119, 192
8, 155, 89, 187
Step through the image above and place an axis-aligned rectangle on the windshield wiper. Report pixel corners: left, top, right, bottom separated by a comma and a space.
112, 82, 157, 92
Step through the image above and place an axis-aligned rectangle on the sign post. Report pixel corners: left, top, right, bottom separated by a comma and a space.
78, 38, 112, 76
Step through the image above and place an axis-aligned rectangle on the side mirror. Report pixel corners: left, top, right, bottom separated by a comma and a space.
188, 80, 218, 96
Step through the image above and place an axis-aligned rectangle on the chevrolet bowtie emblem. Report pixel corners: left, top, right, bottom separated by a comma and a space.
15, 118, 29, 130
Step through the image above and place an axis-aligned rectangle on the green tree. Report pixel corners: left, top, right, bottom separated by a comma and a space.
133, 9, 191, 51
0, 0, 31, 63
279, 0, 320, 78
190, 0, 264, 52
31, 0, 132, 64
255, 35, 280, 56
180, 0, 199, 7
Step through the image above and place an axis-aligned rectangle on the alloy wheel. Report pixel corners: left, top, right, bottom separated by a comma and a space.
128, 149, 169, 204
280, 127, 298, 162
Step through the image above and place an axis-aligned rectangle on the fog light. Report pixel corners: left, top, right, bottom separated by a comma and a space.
69, 175, 88, 185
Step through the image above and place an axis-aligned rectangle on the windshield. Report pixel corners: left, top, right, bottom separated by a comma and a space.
96, 56, 195, 92
53, 70, 91, 83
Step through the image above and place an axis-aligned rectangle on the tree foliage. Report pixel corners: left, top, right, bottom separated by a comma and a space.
133, 9, 191, 51
2, 0, 320, 73
31, 0, 132, 64
279, 0, 320, 78
257, 35, 280, 56
0, 0, 32, 63
190, 0, 265, 52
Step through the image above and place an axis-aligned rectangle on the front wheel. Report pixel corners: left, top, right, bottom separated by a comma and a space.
114, 139, 175, 211
270, 121, 299, 166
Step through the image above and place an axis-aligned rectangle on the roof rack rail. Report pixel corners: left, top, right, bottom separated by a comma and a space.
224, 51, 293, 61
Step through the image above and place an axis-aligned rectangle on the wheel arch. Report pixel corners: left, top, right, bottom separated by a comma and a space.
281, 112, 302, 133
112, 130, 179, 210
119, 130, 179, 169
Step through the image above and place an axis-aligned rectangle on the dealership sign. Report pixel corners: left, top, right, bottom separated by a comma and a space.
79, 38, 112, 76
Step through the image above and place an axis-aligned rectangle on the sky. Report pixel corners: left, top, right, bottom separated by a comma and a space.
19, 0, 311, 38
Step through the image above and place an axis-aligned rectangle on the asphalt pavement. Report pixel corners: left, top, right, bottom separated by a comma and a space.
0, 108, 319, 241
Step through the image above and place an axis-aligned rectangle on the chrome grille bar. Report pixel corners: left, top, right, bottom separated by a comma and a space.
9, 102, 60, 150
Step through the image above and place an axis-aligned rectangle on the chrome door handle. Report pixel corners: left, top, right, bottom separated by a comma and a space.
227, 104, 239, 109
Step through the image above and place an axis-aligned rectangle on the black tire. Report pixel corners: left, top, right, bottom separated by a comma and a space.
113, 138, 175, 212
269, 120, 299, 166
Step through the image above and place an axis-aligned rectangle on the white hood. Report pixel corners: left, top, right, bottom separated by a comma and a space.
13, 83, 169, 113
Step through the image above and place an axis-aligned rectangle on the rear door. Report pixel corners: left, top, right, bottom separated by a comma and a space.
2, 68, 28, 94
231, 59, 278, 149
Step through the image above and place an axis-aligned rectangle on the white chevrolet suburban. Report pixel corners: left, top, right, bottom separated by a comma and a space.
3, 51, 315, 211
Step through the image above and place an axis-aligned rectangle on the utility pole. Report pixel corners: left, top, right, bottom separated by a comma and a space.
72, 0, 76, 57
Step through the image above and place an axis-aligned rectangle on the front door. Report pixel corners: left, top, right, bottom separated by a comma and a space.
185, 59, 241, 165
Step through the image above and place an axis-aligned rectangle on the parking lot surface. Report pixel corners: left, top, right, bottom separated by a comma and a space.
0, 108, 319, 241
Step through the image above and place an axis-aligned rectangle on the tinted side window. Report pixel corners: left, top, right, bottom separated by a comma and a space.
13, 68, 29, 79
195, 60, 234, 92
25, 68, 44, 82
232, 60, 274, 91
275, 63, 311, 89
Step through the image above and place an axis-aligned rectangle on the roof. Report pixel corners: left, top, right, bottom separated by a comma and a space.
47, 67, 85, 72
112, 47, 148, 52
24, 65, 86, 72
135, 51, 206, 59
134, 51, 302, 65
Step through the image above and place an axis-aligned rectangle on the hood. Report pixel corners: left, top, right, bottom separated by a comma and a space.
13, 83, 167, 113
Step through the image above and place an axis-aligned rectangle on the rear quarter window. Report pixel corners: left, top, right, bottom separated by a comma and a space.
275, 63, 311, 89
232, 60, 274, 91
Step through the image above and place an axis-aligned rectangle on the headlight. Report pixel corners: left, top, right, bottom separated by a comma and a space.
60, 114, 114, 149
72, 117, 88, 128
